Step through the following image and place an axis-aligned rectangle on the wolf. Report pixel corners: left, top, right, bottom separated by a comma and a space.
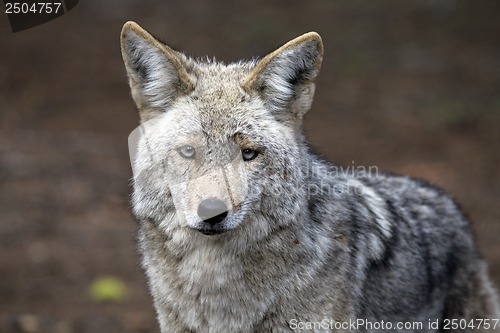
120, 21, 499, 333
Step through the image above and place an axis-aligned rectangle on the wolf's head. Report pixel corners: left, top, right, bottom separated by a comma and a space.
121, 22, 323, 242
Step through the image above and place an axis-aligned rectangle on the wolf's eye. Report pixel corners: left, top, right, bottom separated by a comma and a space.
177, 145, 196, 159
241, 148, 258, 161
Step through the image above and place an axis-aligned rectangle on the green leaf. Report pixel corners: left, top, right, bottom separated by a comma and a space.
88, 276, 128, 302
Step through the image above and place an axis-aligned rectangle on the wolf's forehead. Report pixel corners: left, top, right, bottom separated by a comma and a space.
190, 62, 253, 110
169, 61, 264, 139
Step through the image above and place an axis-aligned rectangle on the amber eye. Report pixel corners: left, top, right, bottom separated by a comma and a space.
177, 145, 195, 159
241, 148, 258, 161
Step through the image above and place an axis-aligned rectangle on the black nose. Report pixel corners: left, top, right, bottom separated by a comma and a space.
197, 199, 228, 225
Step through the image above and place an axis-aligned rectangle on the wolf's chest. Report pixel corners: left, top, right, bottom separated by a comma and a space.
176, 248, 244, 290
149, 247, 274, 333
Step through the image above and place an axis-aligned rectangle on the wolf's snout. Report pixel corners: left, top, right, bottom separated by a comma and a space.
197, 199, 228, 225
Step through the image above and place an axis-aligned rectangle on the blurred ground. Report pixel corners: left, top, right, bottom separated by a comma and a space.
0, 0, 499, 332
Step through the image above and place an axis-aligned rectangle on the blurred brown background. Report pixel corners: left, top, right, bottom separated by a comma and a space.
1, 1, 499, 332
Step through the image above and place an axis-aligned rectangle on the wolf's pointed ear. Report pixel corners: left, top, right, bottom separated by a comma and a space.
120, 21, 195, 120
242, 32, 323, 124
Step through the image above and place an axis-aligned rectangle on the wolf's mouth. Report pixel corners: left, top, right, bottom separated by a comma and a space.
193, 212, 232, 236
198, 228, 227, 236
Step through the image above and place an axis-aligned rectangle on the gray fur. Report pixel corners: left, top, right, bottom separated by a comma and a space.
121, 21, 499, 333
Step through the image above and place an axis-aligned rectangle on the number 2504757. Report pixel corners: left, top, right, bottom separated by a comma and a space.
5, 2, 63, 14
442, 318, 499, 330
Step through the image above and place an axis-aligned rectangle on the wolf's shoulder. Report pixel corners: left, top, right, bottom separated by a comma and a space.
361, 171, 458, 206
359, 171, 470, 230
